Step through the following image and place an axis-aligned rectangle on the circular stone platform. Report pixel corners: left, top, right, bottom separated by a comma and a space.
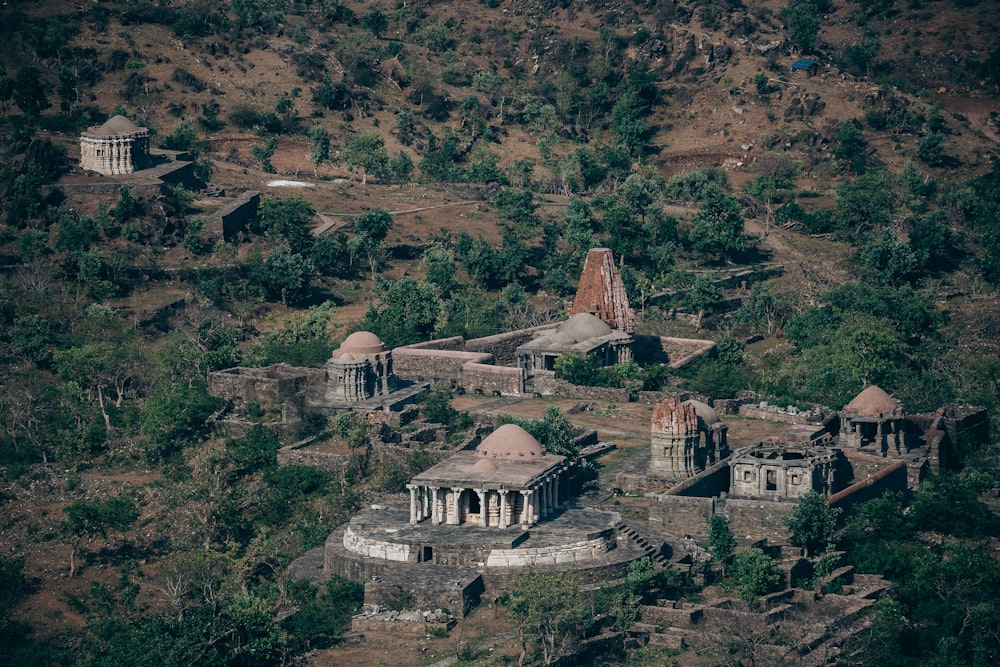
320, 501, 650, 593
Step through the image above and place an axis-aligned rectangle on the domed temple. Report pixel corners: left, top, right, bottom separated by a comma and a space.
406, 424, 572, 529
307, 423, 654, 615
80, 115, 150, 176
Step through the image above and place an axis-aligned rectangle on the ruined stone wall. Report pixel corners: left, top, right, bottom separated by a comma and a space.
632, 335, 716, 368
648, 495, 715, 539
393, 348, 493, 386
827, 460, 907, 515
362, 580, 483, 618
461, 362, 523, 395
343, 526, 414, 562
531, 371, 631, 401
208, 368, 304, 408
719, 497, 798, 544
464, 324, 559, 365
665, 460, 731, 497
398, 336, 467, 351
206, 190, 260, 241
839, 450, 895, 486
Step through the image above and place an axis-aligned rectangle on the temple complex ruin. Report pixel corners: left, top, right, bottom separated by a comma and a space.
79, 115, 150, 175
838, 384, 906, 454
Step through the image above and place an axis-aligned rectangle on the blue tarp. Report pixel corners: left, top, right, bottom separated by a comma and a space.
792, 58, 818, 71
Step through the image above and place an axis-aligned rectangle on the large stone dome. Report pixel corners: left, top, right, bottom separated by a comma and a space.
844, 385, 901, 416
684, 399, 720, 427
557, 312, 613, 342
476, 424, 544, 460
95, 115, 142, 136
334, 331, 386, 357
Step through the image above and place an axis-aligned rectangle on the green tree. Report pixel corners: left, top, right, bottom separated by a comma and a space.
421, 246, 456, 295
688, 185, 749, 262
857, 228, 917, 285
783, 491, 842, 557
508, 569, 592, 665
730, 548, 784, 601
62, 494, 138, 576
256, 195, 316, 254
708, 514, 737, 577
258, 244, 316, 305
362, 277, 441, 348
782, 0, 821, 52
13, 65, 50, 116
362, 5, 388, 38
834, 169, 896, 238
343, 131, 389, 185
917, 132, 946, 167
835, 120, 868, 174
308, 126, 330, 177
250, 137, 277, 173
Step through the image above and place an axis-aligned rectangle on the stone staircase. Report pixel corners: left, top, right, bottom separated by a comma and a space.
616, 521, 670, 569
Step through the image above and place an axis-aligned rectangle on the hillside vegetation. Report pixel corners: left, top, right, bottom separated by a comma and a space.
1, 1, 999, 665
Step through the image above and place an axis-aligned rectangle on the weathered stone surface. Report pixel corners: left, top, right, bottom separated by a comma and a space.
569, 248, 636, 333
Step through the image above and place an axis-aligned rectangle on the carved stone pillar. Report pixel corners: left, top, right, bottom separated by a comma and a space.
450, 487, 465, 525
407, 485, 418, 525
476, 489, 488, 527
520, 490, 532, 528
431, 487, 441, 525
498, 490, 509, 529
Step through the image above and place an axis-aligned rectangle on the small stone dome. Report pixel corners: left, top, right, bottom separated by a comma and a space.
556, 312, 613, 342
476, 424, 544, 460
471, 457, 499, 472
337, 331, 386, 355
95, 115, 142, 136
845, 385, 901, 416
684, 400, 720, 427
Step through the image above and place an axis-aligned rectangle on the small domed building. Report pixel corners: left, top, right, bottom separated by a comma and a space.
406, 424, 572, 529
516, 312, 633, 373
80, 115, 150, 175
839, 385, 906, 455
323, 331, 396, 403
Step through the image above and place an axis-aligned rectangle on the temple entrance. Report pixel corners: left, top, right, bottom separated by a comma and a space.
421, 546, 433, 563
766, 469, 777, 491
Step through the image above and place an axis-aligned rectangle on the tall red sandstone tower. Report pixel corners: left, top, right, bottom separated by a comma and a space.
568, 248, 636, 333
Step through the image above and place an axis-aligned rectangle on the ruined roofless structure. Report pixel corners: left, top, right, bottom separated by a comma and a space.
80, 115, 150, 176
406, 424, 572, 529
569, 248, 636, 333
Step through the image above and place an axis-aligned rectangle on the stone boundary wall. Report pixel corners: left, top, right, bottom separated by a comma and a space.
720, 497, 798, 544
343, 526, 412, 562
464, 324, 559, 365
827, 460, 906, 514
462, 362, 524, 395
664, 459, 731, 497
393, 347, 493, 386
648, 495, 715, 539
398, 336, 466, 351
485, 536, 610, 567
532, 371, 631, 401
661, 337, 717, 368
277, 446, 349, 472
840, 450, 899, 483
739, 404, 826, 425
351, 615, 452, 636
206, 190, 260, 241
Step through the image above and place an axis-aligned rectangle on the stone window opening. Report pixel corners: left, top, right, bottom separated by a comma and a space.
791, 474, 800, 485
766, 469, 777, 491
421, 546, 433, 562
743, 470, 751, 481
